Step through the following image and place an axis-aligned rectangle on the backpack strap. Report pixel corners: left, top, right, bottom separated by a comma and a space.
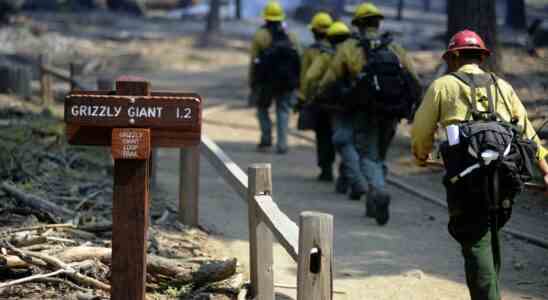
451, 72, 482, 120
488, 73, 515, 121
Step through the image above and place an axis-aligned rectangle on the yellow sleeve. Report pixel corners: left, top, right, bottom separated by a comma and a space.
298, 48, 316, 101
391, 43, 419, 82
304, 54, 329, 101
411, 82, 443, 163
508, 87, 548, 161
249, 30, 270, 88
289, 32, 302, 55
318, 46, 347, 93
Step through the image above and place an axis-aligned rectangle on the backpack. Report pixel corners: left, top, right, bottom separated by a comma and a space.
253, 25, 301, 93
351, 33, 419, 119
439, 72, 538, 225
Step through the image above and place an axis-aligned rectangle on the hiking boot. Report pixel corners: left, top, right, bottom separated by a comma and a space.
365, 195, 376, 218
317, 167, 334, 182
348, 183, 366, 201
373, 189, 391, 226
275, 147, 288, 155
257, 142, 272, 153
335, 176, 349, 194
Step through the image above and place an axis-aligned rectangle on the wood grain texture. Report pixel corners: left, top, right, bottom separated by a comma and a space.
247, 164, 274, 300
116, 78, 150, 96
64, 95, 202, 129
253, 195, 299, 262
178, 147, 200, 227
111, 159, 149, 300
111, 128, 150, 160
297, 212, 333, 300
66, 125, 200, 148
39, 54, 53, 105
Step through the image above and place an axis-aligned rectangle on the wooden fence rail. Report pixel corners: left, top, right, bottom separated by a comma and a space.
196, 134, 334, 299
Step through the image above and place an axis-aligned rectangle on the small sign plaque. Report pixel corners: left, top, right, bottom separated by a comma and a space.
111, 128, 151, 160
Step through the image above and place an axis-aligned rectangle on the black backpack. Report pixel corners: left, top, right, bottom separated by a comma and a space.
439, 72, 538, 225
352, 33, 419, 119
253, 25, 301, 93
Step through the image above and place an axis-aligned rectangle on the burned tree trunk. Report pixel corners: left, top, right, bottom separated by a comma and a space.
106, 0, 145, 16
447, 0, 500, 72
206, 0, 222, 34
506, 0, 526, 30
397, 0, 405, 20
0, 63, 32, 100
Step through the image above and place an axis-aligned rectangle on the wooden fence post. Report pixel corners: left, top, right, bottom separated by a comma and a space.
39, 54, 53, 105
248, 164, 274, 300
150, 149, 158, 189
297, 212, 334, 300
178, 147, 200, 227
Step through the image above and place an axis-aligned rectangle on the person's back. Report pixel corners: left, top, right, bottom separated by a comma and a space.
411, 29, 548, 300
249, 2, 300, 154
318, 2, 421, 225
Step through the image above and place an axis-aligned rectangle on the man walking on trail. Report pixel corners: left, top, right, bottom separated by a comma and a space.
304, 21, 361, 196
318, 3, 421, 225
249, 1, 301, 154
298, 12, 335, 181
411, 29, 548, 300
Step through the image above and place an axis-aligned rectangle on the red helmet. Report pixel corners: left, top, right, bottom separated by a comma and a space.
443, 29, 491, 59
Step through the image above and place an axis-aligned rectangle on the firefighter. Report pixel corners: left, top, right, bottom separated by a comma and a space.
249, 1, 301, 154
318, 2, 420, 225
301, 22, 361, 190
298, 12, 335, 181
411, 29, 548, 300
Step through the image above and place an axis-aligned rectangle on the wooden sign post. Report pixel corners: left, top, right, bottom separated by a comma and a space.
64, 77, 202, 300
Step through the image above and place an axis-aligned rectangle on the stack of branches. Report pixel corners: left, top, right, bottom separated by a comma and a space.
0, 105, 246, 299
0, 224, 243, 299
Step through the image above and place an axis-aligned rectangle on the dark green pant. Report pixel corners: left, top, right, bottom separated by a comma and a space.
460, 229, 501, 300
314, 108, 335, 171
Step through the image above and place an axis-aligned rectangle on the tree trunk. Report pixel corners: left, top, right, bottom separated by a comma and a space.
334, 0, 346, 19
106, 0, 144, 15
235, 0, 241, 20
206, 0, 221, 34
447, 0, 500, 72
397, 0, 405, 20
506, 0, 526, 29
0, 64, 32, 100
423, 0, 431, 12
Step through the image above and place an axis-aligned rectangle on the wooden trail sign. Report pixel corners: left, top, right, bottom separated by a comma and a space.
64, 77, 202, 300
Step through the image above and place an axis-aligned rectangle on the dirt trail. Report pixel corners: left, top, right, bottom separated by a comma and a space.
153, 101, 548, 300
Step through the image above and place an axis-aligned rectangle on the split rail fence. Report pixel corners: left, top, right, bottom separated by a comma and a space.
179, 134, 335, 300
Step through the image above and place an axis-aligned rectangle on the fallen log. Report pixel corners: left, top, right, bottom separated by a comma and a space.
57, 246, 237, 285
77, 222, 112, 234
5, 243, 110, 291
0, 255, 30, 269
0, 182, 75, 220
58, 246, 111, 264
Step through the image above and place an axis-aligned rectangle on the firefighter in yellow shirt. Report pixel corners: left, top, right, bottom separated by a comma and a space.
411, 30, 548, 300
303, 21, 364, 195
318, 3, 421, 225
249, 1, 301, 154
298, 12, 335, 181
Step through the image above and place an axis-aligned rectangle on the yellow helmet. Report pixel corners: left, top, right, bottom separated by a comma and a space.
352, 3, 384, 24
308, 12, 333, 33
262, 1, 285, 22
327, 21, 351, 37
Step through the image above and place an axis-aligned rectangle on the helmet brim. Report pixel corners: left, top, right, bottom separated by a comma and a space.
263, 14, 285, 21
351, 15, 384, 26
442, 47, 491, 60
